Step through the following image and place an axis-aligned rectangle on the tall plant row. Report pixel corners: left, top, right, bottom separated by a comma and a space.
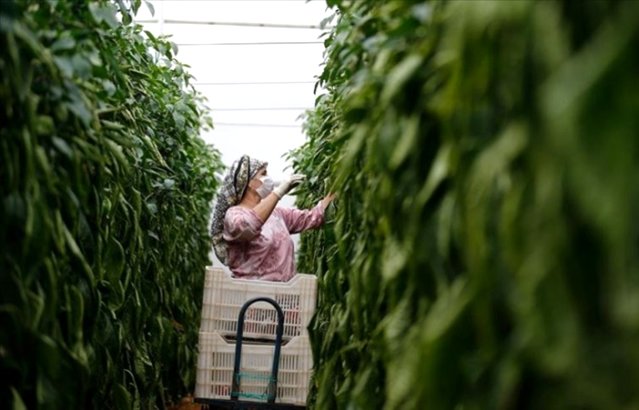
0, 1, 222, 408
290, 0, 639, 408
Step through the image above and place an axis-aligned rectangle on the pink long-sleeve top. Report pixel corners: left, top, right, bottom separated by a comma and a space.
222, 202, 327, 281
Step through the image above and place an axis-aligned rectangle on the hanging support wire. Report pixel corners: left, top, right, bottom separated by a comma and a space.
177, 41, 323, 46
134, 19, 333, 30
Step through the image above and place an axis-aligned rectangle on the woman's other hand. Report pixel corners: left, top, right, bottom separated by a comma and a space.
321, 192, 336, 209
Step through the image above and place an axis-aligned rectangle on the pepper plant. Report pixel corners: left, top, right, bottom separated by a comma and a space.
290, 0, 639, 408
1, 1, 222, 408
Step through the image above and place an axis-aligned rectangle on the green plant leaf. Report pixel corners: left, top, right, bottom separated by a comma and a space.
89, 3, 119, 29
113, 383, 132, 410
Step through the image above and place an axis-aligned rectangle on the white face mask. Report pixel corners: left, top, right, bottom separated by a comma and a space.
255, 175, 275, 198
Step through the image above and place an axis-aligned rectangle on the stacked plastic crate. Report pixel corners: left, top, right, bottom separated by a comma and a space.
195, 267, 317, 405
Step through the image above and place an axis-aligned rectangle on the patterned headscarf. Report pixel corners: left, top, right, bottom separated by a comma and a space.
210, 155, 267, 264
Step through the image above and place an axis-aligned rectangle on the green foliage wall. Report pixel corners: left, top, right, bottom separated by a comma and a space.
0, 1, 222, 408
290, 0, 639, 408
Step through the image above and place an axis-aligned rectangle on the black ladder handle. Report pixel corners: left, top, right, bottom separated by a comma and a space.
231, 296, 285, 404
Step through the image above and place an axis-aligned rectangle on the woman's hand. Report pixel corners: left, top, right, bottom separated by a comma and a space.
321, 192, 336, 209
274, 174, 306, 198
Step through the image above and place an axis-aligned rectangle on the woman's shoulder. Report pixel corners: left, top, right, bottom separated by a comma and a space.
227, 205, 249, 214
223, 205, 264, 238
225, 205, 252, 219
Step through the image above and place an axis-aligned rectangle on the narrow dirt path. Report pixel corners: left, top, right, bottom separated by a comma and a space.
167, 394, 202, 410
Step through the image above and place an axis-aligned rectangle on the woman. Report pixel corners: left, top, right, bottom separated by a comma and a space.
210, 155, 334, 281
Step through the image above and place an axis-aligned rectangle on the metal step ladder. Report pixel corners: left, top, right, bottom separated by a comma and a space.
196, 297, 306, 410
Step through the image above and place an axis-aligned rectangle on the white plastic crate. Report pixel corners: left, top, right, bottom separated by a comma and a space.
195, 332, 313, 405
199, 267, 317, 341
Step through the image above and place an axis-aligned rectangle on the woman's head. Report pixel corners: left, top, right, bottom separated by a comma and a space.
210, 155, 268, 264
230, 155, 268, 203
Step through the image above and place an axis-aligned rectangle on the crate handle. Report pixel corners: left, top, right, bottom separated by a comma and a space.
230, 297, 285, 404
